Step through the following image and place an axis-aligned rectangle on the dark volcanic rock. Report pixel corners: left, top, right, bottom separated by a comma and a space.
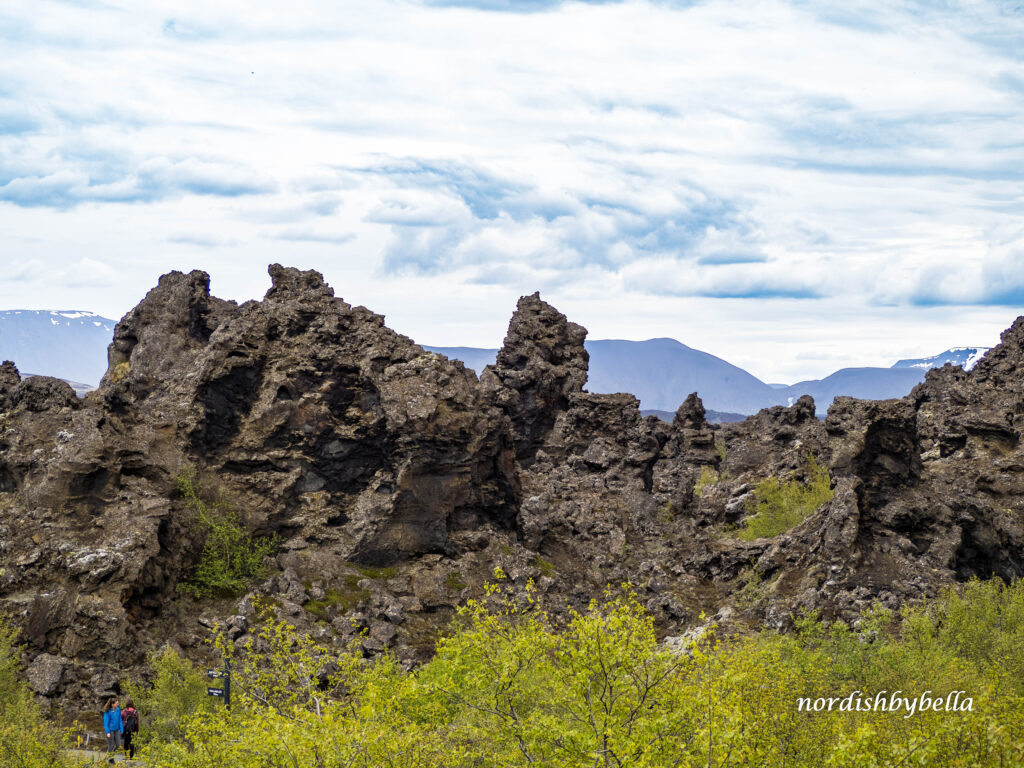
482, 292, 588, 464
2, 264, 1024, 719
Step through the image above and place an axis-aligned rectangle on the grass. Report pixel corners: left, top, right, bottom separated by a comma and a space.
657, 501, 675, 523
304, 576, 370, 621
734, 566, 769, 609
353, 563, 398, 580
734, 454, 833, 540
303, 565, 397, 622
445, 571, 467, 591
531, 556, 556, 578
694, 466, 719, 497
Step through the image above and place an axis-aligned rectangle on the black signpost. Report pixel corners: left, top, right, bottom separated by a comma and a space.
206, 659, 231, 709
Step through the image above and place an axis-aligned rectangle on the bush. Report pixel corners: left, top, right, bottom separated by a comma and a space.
0, 617, 72, 768
694, 466, 719, 497
139, 577, 1024, 768
0, 615, 24, 713
736, 453, 833, 540
122, 645, 216, 747
176, 467, 279, 598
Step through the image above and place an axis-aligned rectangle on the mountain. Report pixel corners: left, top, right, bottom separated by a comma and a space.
425, 346, 499, 377
586, 338, 779, 416
427, 341, 988, 416
641, 408, 747, 424
0, 310, 116, 385
427, 338, 777, 415
0, 307, 987, 416
892, 346, 989, 371
774, 367, 928, 412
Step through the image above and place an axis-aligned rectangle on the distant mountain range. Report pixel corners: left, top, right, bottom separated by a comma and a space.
892, 347, 988, 371
0, 310, 115, 386
425, 340, 990, 417
0, 309, 988, 416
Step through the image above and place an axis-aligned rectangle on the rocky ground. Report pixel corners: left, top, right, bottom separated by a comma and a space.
1, 264, 1022, 720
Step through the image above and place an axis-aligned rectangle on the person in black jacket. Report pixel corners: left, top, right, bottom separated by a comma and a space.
121, 698, 140, 762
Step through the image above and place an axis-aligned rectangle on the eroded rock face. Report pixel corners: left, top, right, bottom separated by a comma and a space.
482, 292, 588, 464
0, 266, 518, 713
2, 264, 1023, 721
100, 265, 518, 566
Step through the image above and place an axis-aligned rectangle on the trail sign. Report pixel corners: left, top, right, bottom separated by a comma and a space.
205, 659, 232, 708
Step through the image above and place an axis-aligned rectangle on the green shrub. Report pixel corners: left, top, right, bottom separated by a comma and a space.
531, 556, 556, 578
0, 617, 72, 768
0, 615, 23, 714
304, 584, 364, 622
694, 466, 719, 497
354, 564, 397, 580
176, 467, 279, 598
122, 645, 215, 747
736, 453, 833, 540
140, 578, 1024, 768
444, 571, 467, 591
735, 566, 764, 608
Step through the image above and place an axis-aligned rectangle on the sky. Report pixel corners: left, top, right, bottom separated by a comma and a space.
2, 0, 1023, 383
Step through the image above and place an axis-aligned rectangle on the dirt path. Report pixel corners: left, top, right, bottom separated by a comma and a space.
66, 748, 144, 765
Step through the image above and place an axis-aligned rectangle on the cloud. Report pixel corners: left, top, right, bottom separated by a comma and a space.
422, 0, 701, 10
0, 106, 40, 135
271, 228, 355, 245
162, 18, 219, 41
354, 159, 530, 221
0, 156, 276, 209
422, 0, 617, 12
168, 233, 240, 247
345, 153, 778, 298
620, 255, 826, 300
910, 236, 1024, 307
62, 256, 118, 288
1, 0, 1024, 380
6, 258, 46, 282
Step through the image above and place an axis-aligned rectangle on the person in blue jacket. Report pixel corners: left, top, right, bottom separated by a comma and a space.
103, 697, 122, 758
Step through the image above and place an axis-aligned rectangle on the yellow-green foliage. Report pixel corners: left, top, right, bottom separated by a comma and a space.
177, 468, 279, 598
0, 617, 72, 768
735, 566, 765, 608
737, 453, 833, 540
531, 556, 556, 578
694, 466, 719, 497
109, 361, 130, 383
353, 563, 397, 580
137, 577, 1024, 768
122, 645, 215, 747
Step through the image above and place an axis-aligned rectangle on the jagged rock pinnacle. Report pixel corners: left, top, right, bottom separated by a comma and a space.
483, 291, 589, 462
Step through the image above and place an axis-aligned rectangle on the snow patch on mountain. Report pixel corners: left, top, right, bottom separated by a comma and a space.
892, 347, 989, 372
0, 310, 117, 384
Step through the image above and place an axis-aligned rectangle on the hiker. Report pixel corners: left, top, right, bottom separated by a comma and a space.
121, 698, 140, 761
102, 696, 123, 757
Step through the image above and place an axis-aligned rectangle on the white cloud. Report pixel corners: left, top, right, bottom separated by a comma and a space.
0, 0, 1023, 380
